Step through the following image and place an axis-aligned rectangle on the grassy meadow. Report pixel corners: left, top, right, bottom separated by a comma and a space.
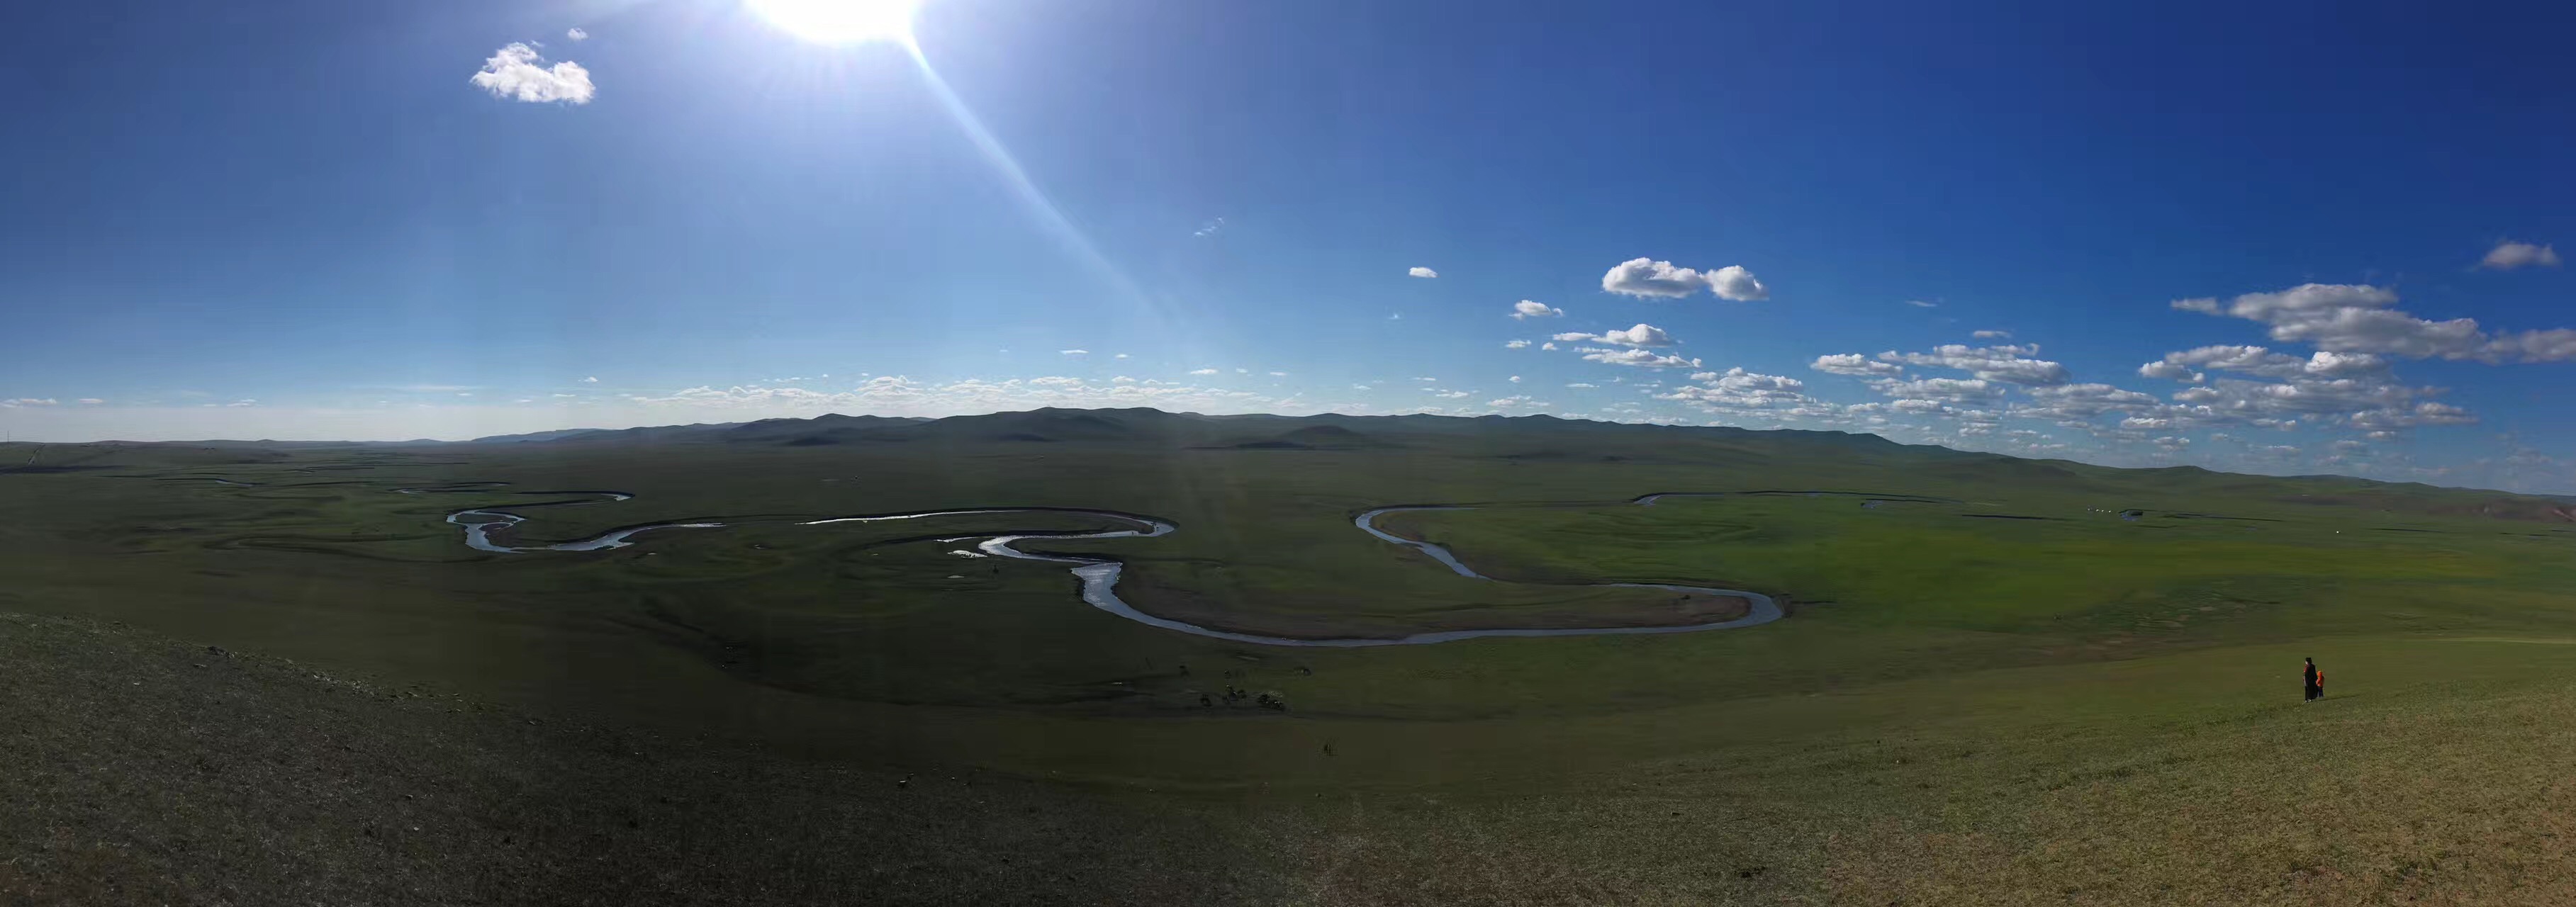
7, 409, 2576, 903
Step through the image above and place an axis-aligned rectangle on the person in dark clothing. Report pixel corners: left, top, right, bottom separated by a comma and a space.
2302, 657, 2321, 701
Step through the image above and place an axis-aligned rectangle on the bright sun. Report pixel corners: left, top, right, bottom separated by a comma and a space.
745, 0, 923, 44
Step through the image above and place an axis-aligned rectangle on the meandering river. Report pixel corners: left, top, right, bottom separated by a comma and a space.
416, 488, 1782, 646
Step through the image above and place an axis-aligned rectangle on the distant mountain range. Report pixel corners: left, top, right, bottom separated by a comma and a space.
464, 407, 1949, 456
457, 407, 2576, 522
26, 407, 2571, 521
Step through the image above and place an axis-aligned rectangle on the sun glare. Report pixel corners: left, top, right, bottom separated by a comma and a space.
746, 0, 923, 45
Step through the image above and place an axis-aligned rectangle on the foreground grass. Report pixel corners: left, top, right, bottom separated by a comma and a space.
15, 612, 2576, 904
0, 613, 1285, 906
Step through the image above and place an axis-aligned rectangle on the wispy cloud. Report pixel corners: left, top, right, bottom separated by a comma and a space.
1554, 323, 1674, 347
2480, 240, 2561, 271
1060, 349, 1088, 356
566, 27, 589, 41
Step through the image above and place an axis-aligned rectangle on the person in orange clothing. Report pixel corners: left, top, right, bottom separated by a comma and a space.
2302, 657, 2322, 702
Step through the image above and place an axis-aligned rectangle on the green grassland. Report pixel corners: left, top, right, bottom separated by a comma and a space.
7, 409, 2576, 903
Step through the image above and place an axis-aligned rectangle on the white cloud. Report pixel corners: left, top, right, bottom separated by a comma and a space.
1565, 382, 1597, 389
1810, 354, 1903, 377
1540, 342, 1558, 351
2, 398, 60, 407
1511, 300, 1563, 320
1430, 390, 1469, 399
1708, 266, 1769, 301
1601, 258, 1709, 298
1556, 323, 1674, 347
1504, 339, 1532, 349
1508, 376, 1521, 383
1905, 300, 1938, 308
1486, 395, 1544, 407
1600, 323, 1674, 347
1409, 266, 1439, 278
2009, 383, 2174, 422
1871, 376, 2002, 400
1114, 353, 1129, 359
2173, 283, 2576, 363
1972, 329, 2012, 339
470, 43, 595, 104
1268, 371, 1288, 377
1235, 368, 1248, 374
1659, 368, 1813, 412
76, 398, 104, 405
2480, 240, 2562, 271
2350, 401, 2477, 431
1579, 347, 1702, 369
1188, 368, 1219, 376
566, 27, 589, 41
581, 376, 600, 383
1878, 344, 2069, 385
1194, 218, 1225, 237
1060, 349, 1088, 356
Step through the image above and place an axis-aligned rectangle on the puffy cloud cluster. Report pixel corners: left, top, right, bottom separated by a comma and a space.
1810, 354, 1903, 377
470, 43, 596, 104
1601, 258, 1769, 300
1871, 376, 2002, 400
2016, 383, 2161, 420
1659, 368, 1812, 412
1876, 343, 2069, 385
2174, 283, 2576, 363
2136, 345, 2390, 383
2127, 341, 2469, 436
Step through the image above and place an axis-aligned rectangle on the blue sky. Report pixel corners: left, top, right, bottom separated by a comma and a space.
6, 0, 2576, 491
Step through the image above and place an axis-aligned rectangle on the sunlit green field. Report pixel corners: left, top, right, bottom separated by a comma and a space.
7, 414, 2576, 903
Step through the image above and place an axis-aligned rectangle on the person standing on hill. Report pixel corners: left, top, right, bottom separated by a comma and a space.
2302, 658, 2321, 702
